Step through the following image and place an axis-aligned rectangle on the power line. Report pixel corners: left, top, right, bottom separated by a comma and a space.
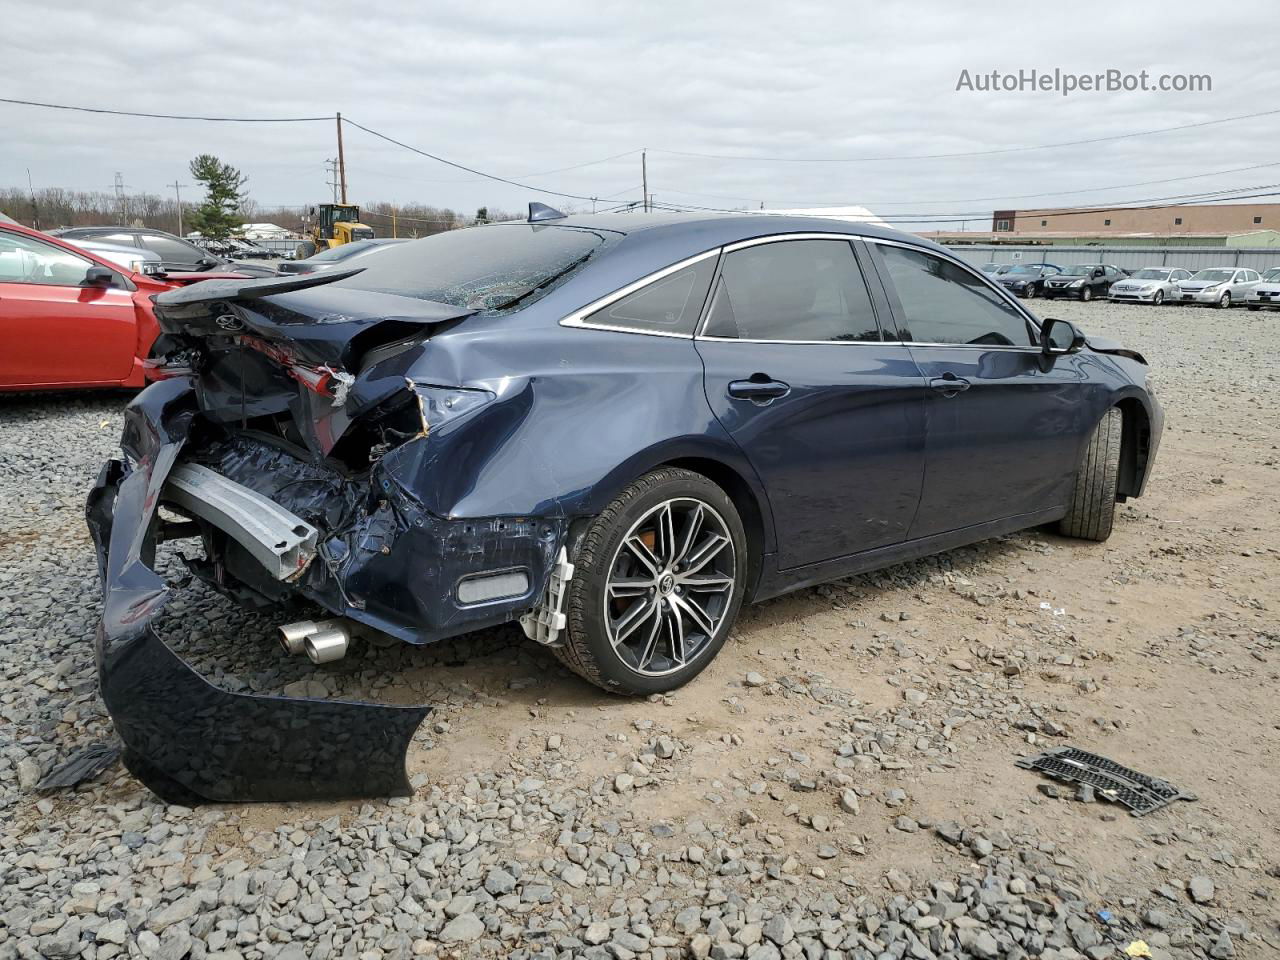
351, 149, 645, 185
650, 107, 1280, 163
655, 160, 1280, 209
647, 187, 1280, 227
342, 118, 612, 202
0, 96, 331, 122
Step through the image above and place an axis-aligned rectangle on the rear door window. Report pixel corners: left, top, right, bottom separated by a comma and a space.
141, 235, 201, 264
701, 239, 882, 342
875, 244, 1033, 347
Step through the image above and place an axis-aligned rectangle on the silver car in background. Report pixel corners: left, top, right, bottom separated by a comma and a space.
1246, 267, 1280, 311
1109, 266, 1192, 305
1176, 268, 1261, 308
60, 237, 164, 276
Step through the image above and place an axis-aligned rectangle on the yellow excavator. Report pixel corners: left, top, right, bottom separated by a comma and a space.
295, 203, 374, 259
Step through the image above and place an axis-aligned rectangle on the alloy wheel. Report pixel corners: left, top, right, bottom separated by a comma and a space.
1153, 290, 1164, 305
603, 497, 736, 677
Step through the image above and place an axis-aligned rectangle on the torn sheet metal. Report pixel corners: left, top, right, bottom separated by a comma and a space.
1016, 746, 1197, 816
86, 378, 429, 804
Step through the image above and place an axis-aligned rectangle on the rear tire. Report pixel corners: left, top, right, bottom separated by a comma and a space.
555, 468, 747, 695
1058, 408, 1122, 542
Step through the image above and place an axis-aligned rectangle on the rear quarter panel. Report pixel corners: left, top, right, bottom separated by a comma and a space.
383, 322, 774, 549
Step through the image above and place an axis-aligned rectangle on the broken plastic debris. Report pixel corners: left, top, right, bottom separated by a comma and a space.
1016, 746, 1197, 817
36, 741, 121, 790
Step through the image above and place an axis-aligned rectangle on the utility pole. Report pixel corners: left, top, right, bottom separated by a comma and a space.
641, 150, 649, 213
112, 172, 127, 222
391, 206, 397, 238
336, 112, 348, 205
325, 159, 339, 203
26, 168, 39, 230
168, 181, 187, 236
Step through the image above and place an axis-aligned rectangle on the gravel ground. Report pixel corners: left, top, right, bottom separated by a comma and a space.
1, 299, 1277, 960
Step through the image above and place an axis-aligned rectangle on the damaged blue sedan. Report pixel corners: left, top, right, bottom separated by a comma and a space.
87, 206, 1163, 802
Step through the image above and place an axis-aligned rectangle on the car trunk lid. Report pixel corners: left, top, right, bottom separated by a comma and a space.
150, 269, 476, 457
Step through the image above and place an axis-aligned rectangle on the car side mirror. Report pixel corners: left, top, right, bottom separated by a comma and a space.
1092, 268, 1103, 278
83, 265, 115, 286
198, 256, 219, 268
1040, 317, 1086, 359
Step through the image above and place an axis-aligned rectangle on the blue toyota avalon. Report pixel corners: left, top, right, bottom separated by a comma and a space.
88, 205, 1162, 801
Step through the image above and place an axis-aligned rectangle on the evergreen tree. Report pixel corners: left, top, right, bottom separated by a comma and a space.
187, 154, 247, 239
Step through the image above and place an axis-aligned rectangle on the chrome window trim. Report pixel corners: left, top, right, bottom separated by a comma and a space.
558, 248, 721, 339
719, 232, 864, 254
697, 335, 894, 346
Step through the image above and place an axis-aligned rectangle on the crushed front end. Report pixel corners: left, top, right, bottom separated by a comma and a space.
87, 273, 569, 802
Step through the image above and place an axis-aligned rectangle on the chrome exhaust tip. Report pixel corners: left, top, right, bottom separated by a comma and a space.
304, 625, 350, 664
278, 618, 340, 656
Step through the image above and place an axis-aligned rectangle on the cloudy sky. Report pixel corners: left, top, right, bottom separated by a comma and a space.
4, 0, 1279, 229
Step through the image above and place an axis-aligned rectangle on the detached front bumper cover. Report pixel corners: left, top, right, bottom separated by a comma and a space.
85, 378, 429, 804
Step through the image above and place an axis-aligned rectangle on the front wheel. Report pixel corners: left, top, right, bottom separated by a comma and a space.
295, 240, 317, 260
1081, 286, 1093, 302
1058, 408, 1122, 542
556, 468, 748, 695
1218, 292, 1232, 309
1024, 284, 1037, 299
1152, 290, 1164, 306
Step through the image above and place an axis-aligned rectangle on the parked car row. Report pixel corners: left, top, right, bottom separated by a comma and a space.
51, 226, 277, 277
981, 260, 1280, 308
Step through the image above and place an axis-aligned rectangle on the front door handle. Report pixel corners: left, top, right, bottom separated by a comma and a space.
728, 377, 791, 403
929, 374, 971, 397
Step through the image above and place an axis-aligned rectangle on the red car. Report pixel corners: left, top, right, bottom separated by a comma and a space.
0, 221, 245, 391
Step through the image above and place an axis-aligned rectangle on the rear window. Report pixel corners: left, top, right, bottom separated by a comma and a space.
336, 223, 620, 315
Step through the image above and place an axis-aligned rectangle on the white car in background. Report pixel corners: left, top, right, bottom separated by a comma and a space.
1176, 268, 1261, 308
1108, 266, 1192, 305
1246, 267, 1280, 311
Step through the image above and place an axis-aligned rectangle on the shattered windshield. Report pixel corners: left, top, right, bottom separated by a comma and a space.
336, 223, 620, 315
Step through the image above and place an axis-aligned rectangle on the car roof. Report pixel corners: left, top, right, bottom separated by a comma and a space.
547, 211, 949, 252
54, 225, 188, 240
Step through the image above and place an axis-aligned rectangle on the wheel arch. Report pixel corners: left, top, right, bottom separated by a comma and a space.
1115, 396, 1153, 501
575, 444, 775, 603
660, 455, 769, 602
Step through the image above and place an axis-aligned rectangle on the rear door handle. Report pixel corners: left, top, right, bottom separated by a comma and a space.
929, 375, 970, 397
728, 377, 791, 403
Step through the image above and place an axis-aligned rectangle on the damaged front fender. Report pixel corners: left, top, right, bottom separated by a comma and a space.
85, 378, 429, 803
